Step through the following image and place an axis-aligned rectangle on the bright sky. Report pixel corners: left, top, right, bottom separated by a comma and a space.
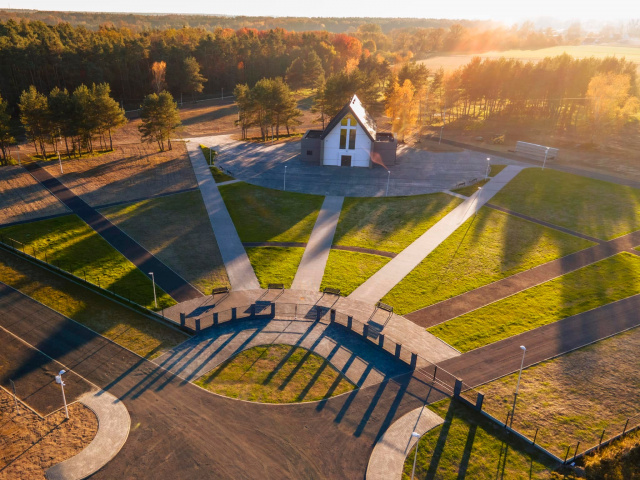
5, 0, 638, 23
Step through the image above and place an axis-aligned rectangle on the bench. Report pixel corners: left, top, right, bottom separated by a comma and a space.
267, 283, 284, 290
515, 141, 558, 161
323, 287, 342, 296
376, 301, 394, 313
456, 181, 466, 188
211, 286, 229, 295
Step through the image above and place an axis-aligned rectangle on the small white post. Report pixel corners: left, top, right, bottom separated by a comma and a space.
485, 157, 491, 180
58, 152, 63, 174
511, 345, 527, 426
386, 170, 391, 197
542, 147, 549, 170
10, 379, 20, 414
439, 126, 444, 144
149, 272, 158, 309
284, 165, 287, 191
411, 431, 421, 480
55, 370, 69, 419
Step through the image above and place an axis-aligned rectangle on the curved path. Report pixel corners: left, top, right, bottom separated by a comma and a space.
45, 390, 130, 480
366, 405, 444, 480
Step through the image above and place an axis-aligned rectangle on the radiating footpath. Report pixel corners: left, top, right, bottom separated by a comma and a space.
24, 163, 201, 302
291, 195, 344, 291
349, 166, 525, 304
185, 141, 260, 291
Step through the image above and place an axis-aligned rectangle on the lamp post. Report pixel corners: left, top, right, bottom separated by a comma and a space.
386, 170, 391, 197
58, 151, 63, 174
55, 370, 69, 419
149, 272, 158, 309
542, 147, 550, 170
410, 431, 422, 480
511, 345, 527, 426
284, 165, 287, 191
485, 157, 491, 180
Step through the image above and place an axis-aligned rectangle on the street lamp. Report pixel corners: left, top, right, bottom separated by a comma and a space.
149, 272, 158, 309
284, 165, 287, 191
511, 345, 527, 426
485, 157, 491, 180
55, 369, 69, 419
386, 170, 391, 197
542, 147, 550, 170
410, 431, 422, 480
58, 151, 63, 174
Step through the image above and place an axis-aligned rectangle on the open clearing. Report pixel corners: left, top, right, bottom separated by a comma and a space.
491, 169, 640, 240
333, 194, 461, 253
321, 250, 391, 296
37, 142, 197, 207
194, 344, 355, 403
382, 207, 594, 315
220, 182, 323, 242
0, 214, 175, 309
0, 250, 187, 358
430, 253, 640, 352
100, 190, 229, 293
0, 389, 97, 480
245, 247, 305, 289
402, 399, 555, 480
0, 165, 68, 226
480, 326, 640, 458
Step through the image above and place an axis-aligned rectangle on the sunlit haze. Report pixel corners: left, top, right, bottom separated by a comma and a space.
5, 0, 637, 23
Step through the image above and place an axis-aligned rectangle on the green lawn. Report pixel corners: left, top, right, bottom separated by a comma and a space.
246, 246, 304, 288
0, 215, 174, 310
320, 250, 390, 296
219, 182, 323, 242
194, 344, 355, 403
430, 253, 640, 352
480, 327, 640, 458
452, 179, 489, 197
200, 145, 234, 183
382, 207, 594, 315
100, 191, 229, 294
491, 169, 640, 240
402, 399, 555, 480
333, 193, 462, 253
0, 250, 187, 359
489, 164, 507, 177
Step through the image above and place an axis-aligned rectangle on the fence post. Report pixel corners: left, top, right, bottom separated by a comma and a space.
453, 378, 462, 398
316, 307, 322, 322
180, 313, 186, 328
433, 365, 438, 381
533, 427, 539, 445
213, 312, 219, 325
410, 352, 418, 370
250, 304, 256, 318
395, 343, 402, 358
623, 418, 630, 435
475, 392, 484, 411
347, 316, 352, 329
564, 446, 570, 463
573, 442, 580, 461
195, 319, 201, 332
505, 411, 510, 428
271, 303, 276, 318
378, 333, 385, 348
231, 307, 237, 320
363, 324, 369, 338
330, 309, 336, 322
599, 429, 606, 447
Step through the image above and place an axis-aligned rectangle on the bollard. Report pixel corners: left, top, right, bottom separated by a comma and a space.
316, 307, 322, 322
623, 418, 630, 435
433, 365, 438, 381
363, 324, 369, 338
195, 319, 201, 332
330, 309, 336, 322
599, 429, 606, 446
180, 313, 186, 327
213, 312, 219, 325
533, 427, 539, 445
378, 333, 385, 348
270, 303, 276, 318
453, 378, 462, 398
395, 343, 402, 358
347, 316, 353, 329
475, 392, 484, 411
410, 352, 418, 370
231, 307, 237, 320
250, 304, 256, 318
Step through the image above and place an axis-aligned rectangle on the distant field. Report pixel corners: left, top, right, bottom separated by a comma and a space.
418, 45, 640, 72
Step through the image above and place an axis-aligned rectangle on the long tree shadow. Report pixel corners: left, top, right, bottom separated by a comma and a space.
425, 403, 456, 479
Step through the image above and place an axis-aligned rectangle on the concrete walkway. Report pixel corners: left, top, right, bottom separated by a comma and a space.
366, 405, 444, 480
185, 141, 259, 291
291, 196, 344, 291
349, 166, 525, 304
46, 390, 130, 480
155, 317, 410, 389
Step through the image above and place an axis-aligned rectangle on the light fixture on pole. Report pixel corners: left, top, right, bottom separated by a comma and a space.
542, 147, 550, 170
485, 157, 491, 180
410, 431, 422, 480
284, 165, 287, 191
149, 272, 158, 309
510, 345, 527, 426
58, 151, 63, 174
55, 370, 69, 419
386, 170, 391, 197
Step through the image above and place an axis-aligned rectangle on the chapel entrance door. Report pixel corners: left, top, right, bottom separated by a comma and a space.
341, 155, 352, 167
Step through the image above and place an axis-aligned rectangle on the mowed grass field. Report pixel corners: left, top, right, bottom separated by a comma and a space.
219, 182, 323, 242
0, 250, 187, 358
0, 214, 175, 310
194, 344, 355, 403
480, 327, 640, 458
382, 207, 593, 315
321, 250, 391, 295
402, 399, 556, 480
245, 247, 304, 288
333, 194, 461, 253
417, 45, 640, 73
491, 169, 640, 240
430, 253, 640, 352
100, 190, 229, 293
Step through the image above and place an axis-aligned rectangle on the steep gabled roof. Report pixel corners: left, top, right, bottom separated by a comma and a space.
320, 94, 377, 142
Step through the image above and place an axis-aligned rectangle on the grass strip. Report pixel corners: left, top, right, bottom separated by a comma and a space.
246, 246, 304, 289
320, 250, 390, 296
